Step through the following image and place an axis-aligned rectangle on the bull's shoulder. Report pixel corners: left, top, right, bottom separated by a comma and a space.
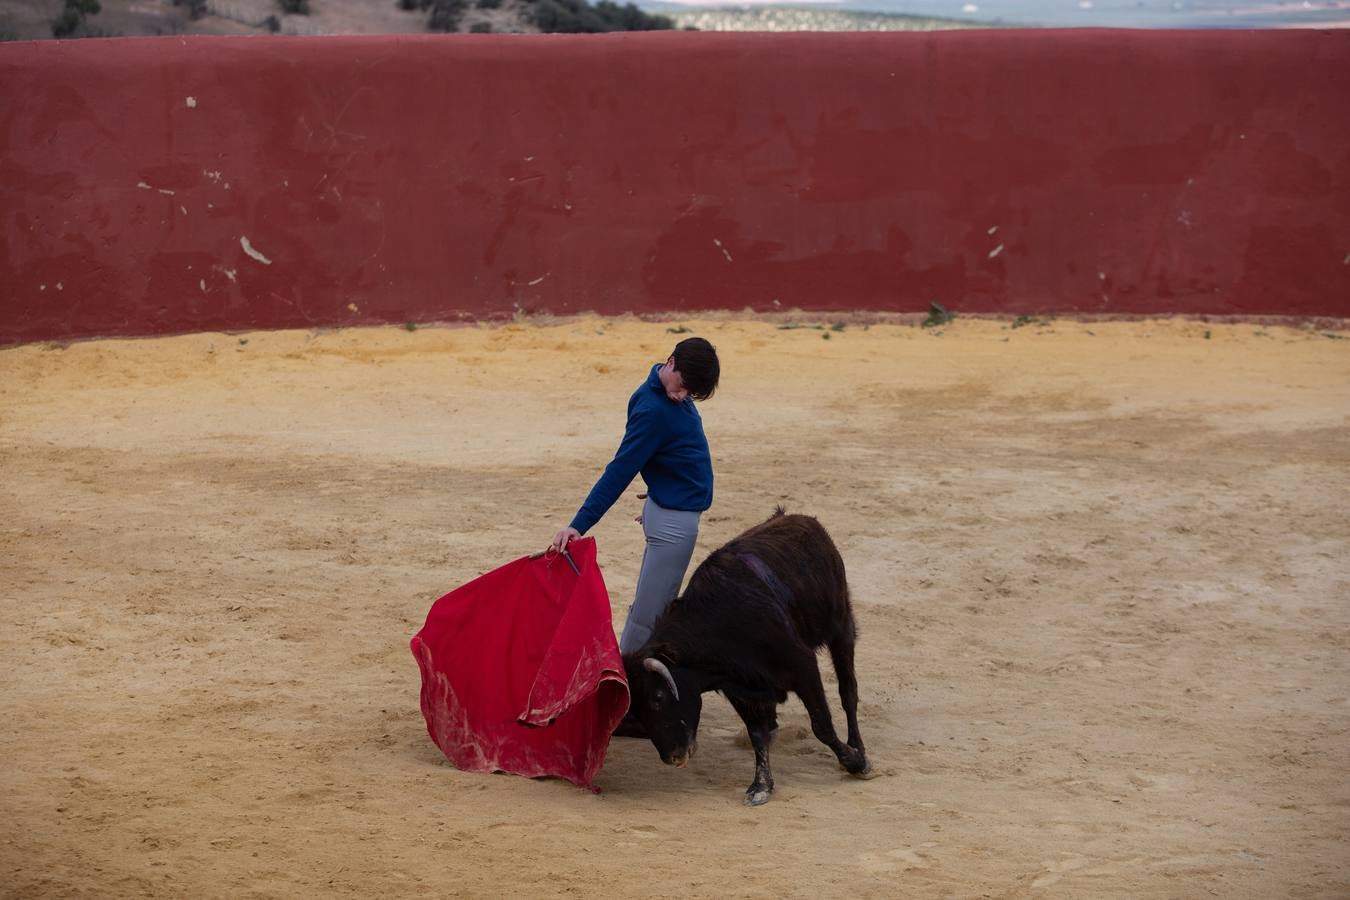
726, 512, 832, 553
734, 507, 826, 542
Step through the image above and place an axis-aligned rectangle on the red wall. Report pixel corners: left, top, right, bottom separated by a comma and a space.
2, 30, 1348, 342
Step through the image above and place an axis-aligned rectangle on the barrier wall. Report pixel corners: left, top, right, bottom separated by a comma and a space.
2, 30, 1348, 342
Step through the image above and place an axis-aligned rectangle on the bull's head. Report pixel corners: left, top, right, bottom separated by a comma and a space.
625, 655, 704, 768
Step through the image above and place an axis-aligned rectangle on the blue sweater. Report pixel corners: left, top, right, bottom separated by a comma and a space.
570, 364, 713, 535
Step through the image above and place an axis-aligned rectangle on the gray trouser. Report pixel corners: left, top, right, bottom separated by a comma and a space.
618, 497, 701, 655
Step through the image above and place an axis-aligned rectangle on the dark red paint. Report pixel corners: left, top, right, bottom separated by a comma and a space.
2, 30, 1348, 343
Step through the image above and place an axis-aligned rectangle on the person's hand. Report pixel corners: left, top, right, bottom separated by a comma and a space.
634, 492, 647, 524
550, 526, 581, 553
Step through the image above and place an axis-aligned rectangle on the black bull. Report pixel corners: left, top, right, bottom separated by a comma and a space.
622, 508, 872, 805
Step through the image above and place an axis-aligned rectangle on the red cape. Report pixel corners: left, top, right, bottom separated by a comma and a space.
410, 538, 630, 791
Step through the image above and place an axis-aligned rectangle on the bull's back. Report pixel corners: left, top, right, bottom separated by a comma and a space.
710, 511, 851, 648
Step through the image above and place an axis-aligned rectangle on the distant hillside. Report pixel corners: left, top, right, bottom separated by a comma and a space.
0, 0, 438, 40
0, 0, 675, 41
0, 0, 984, 40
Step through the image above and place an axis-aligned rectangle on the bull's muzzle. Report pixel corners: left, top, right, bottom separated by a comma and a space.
666, 737, 696, 768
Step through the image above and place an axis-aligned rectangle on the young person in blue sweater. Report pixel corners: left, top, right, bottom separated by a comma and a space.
549, 337, 720, 655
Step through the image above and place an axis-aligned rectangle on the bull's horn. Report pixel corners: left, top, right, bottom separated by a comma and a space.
642, 657, 679, 701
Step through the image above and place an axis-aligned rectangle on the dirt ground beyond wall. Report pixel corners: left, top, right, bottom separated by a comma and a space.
1, 317, 1347, 898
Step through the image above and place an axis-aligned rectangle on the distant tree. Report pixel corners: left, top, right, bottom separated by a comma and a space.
398, 0, 467, 30
278, 0, 311, 13
428, 0, 467, 29
51, 9, 81, 36
476, 0, 501, 9
51, 0, 100, 37
172, 0, 209, 19
469, 20, 492, 30
525, 0, 673, 32
593, 0, 671, 29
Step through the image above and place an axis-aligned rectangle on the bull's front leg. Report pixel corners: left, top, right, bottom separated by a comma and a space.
745, 728, 774, 806
728, 695, 777, 806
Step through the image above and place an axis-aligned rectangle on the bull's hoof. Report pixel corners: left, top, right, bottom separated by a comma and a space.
839, 749, 872, 777
850, 762, 879, 780
744, 785, 772, 806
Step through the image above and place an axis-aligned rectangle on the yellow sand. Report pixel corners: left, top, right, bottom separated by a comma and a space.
1, 316, 1347, 897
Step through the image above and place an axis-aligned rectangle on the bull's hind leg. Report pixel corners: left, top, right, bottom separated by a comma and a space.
727, 694, 777, 806
828, 626, 867, 762
789, 651, 870, 777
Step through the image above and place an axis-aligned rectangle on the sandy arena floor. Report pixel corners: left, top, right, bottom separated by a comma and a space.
1, 316, 1347, 898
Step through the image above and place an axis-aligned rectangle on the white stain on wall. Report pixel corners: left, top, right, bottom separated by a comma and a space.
240, 236, 273, 266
